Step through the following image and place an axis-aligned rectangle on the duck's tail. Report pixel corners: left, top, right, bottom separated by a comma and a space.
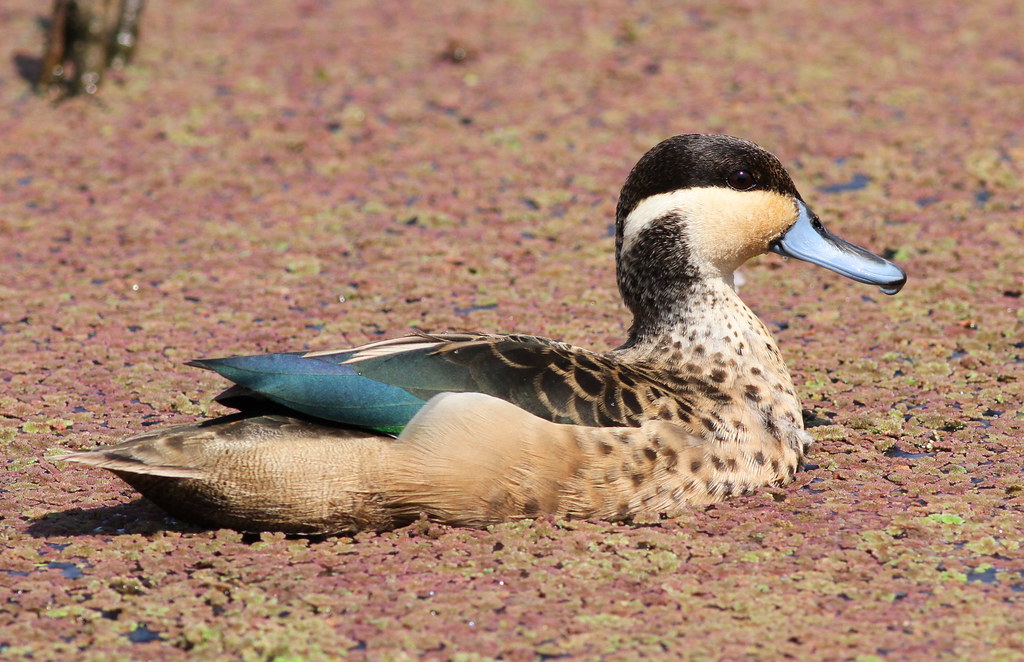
61, 414, 404, 533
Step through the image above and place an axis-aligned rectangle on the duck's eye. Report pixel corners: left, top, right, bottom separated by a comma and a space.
727, 170, 757, 191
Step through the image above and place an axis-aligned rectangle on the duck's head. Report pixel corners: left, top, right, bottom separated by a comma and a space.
615, 134, 906, 321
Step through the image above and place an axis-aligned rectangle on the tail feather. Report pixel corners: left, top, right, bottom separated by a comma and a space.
62, 415, 405, 534
62, 450, 205, 479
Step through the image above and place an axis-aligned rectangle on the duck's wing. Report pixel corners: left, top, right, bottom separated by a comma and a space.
187, 351, 425, 435
190, 333, 652, 433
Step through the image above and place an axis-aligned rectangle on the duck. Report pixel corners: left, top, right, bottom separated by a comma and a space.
63, 134, 907, 535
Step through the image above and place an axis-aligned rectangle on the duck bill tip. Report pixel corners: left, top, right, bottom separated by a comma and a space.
772, 201, 907, 295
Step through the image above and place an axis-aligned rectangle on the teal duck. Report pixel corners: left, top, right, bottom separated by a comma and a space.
64, 134, 906, 534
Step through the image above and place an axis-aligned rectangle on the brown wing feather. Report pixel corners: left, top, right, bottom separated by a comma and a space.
414, 333, 704, 427
306, 332, 723, 432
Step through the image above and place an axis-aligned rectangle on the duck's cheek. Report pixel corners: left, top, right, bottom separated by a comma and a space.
687, 222, 785, 278
684, 190, 800, 274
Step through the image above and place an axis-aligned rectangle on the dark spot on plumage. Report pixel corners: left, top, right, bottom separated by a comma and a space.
721, 481, 734, 496
567, 398, 594, 427
696, 381, 729, 407
700, 416, 716, 431
743, 384, 761, 402
595, 406, 620, 427
618, 372, 637, 388
771, 459, 781, 474
621, 389, 643, 417
709, 368, 727, 383
693, 345, 706, 356
649, 386, 673, 402
690, 460, 702, 473
523, 499, 540, 516
575, 353, 603, 373
614, 429, 632, 444
538, 369, 574, 415
573, 367, 605, 398
786, 464, 797, 478
657, 371, 687, 389
598, 441, 613, 455
603, 393, 624, 422
583, 400, 605, 427
725, 458, 737, 471
495, 343, 552, 369
751, 367, 762, 376
753, 451, 766, 466
488, 493, 512, 515
631, 472, 644, 486
709, 454, 725, 471
617, 502, 631, 519
663, 448, 678, 472
657, 403, 674, 420
642, 447, 658, 462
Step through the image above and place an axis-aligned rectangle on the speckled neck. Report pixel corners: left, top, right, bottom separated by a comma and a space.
615, 276, 799, 409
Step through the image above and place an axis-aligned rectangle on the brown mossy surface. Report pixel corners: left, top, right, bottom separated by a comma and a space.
2, 1, 1022, 659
